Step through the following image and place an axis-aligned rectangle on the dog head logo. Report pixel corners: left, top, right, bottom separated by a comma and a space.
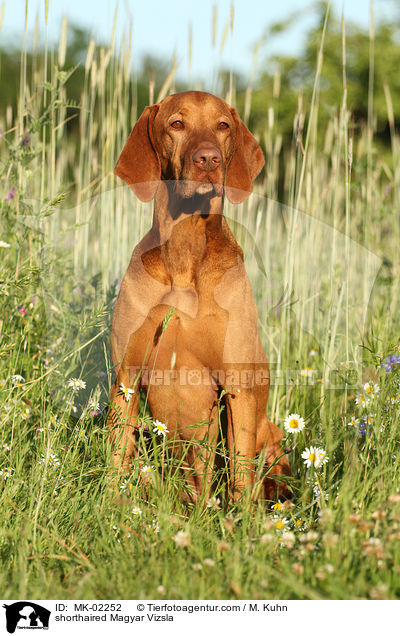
2, 602, 50, 633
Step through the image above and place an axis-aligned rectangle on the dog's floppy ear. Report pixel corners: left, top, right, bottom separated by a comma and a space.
225, 108, 265, 204
114, 105, 160, 201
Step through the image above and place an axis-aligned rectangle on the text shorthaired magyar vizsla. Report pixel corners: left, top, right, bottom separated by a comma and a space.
108, 90, 290, 502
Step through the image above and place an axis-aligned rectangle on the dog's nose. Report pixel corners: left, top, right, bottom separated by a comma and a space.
192, 147, 222, 172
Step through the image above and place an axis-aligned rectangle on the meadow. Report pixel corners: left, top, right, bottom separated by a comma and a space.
0, 5, 399, 599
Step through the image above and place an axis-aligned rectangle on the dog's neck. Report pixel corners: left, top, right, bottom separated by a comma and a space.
149, 181, 224, 287
152, 180, 224, 244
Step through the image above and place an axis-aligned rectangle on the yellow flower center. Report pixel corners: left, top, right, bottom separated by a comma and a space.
290, 419, 299, 428
309, 453, 316, 462
365, 386, 372, 394
276, 520, 284, 530
274, 502, 283, 510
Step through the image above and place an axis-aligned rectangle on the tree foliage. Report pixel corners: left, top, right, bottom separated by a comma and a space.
1, 5, 399, 150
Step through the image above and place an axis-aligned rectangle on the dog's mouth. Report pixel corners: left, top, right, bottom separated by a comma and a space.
164, 177, 224, 219
195, 182, 215, 195
173, 174, 224, 199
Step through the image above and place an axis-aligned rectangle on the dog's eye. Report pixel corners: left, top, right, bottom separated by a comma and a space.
217, 121, 230, 130
171, 120, 184, 129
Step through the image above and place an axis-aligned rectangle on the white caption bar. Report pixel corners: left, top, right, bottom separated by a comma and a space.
1, 599, 397, 634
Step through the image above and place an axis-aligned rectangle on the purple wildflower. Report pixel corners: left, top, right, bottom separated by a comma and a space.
21, 134, 31, 147
383, 354, 400, 373
359, 419, 367, 436
5, 187, 15, 201
18, 306, 28, 315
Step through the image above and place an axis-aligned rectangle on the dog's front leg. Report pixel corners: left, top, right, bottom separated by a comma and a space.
226, 390, 257, 499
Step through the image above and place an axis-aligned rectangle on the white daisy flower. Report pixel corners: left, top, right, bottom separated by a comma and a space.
68, 378, 86, 390
273, 516, 289, 531
347, 416, 360, 427
300, 367, 314, 378
119, 479, 133, 492
302, 446, 321, 468
119, 382, 135, 402
355, 393, 370, 408
271, 499, 284, 512
0, 466, 14, 479
132, 506, 142, 515
283, 413, 305, 434
141, 465, 152, 474
11, 374, 25, 385
153, 420, 169, 437
39, 451, 60, 467
316, 447, 329, 466
363, 382, 379, 400
88, 397, 100, 411
0, 241, 11, 249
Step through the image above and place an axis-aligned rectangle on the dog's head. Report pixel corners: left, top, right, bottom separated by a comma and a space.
115, 91, 265, 204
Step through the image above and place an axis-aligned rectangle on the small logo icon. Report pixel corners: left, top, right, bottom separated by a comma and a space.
2, 602, 50, 633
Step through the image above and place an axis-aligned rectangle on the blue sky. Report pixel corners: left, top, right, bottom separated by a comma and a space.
0, 0, 394, 82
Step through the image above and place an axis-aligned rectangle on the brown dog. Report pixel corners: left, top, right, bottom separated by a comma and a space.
108, 91, 290, 501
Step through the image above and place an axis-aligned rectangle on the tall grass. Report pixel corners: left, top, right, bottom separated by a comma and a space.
0, 3, 399, 599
